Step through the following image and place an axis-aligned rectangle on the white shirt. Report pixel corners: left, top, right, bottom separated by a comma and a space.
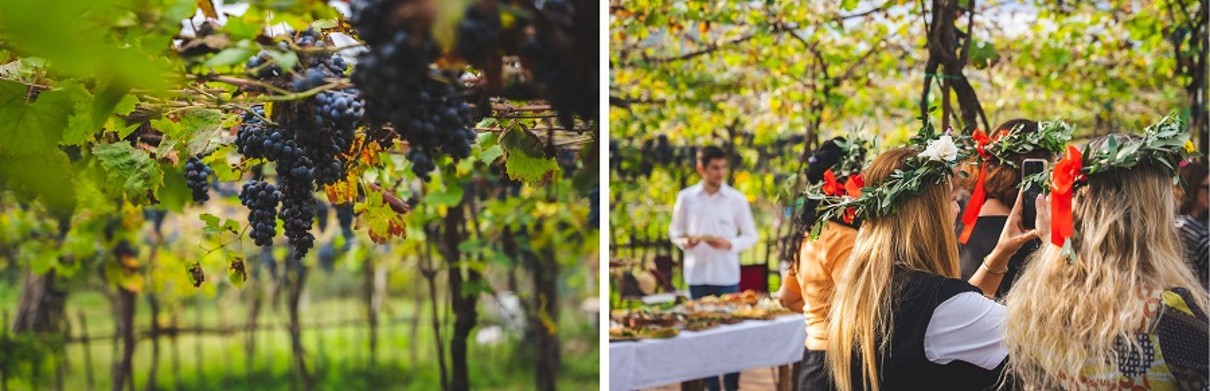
924, 291, 1008, 370
668, 182, 759, 285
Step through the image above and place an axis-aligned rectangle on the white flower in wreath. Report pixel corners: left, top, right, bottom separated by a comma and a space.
918, 135, 959, 162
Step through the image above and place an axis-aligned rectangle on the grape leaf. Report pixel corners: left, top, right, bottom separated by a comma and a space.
500, 128, 558, 185
205, 46, 255, 67
228, 258, 246, 289
0, 150, 77, 212
200, 213, 221, 235
92, 142, 165, 204
0, 79, 84, 155
325, 171, 359, 204
202, 147, 241, 182
353, 189, 407, 244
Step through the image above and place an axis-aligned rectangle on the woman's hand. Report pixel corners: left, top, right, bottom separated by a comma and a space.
993, 189, 1040, 258
1033, 193, 1051, 244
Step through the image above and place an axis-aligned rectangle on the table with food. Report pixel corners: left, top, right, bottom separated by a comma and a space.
608, 290, 806, 391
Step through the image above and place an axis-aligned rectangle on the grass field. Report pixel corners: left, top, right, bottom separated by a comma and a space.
0, 270, 599, 391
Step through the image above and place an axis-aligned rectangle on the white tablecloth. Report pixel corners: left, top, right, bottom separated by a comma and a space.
609, 314, 806, 391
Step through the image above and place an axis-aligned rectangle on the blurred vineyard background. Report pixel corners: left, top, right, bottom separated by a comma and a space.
608, 0, 1207, 298
0, 0, 599, 390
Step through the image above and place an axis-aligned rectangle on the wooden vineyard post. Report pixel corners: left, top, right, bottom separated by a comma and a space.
78, 310, 94, 389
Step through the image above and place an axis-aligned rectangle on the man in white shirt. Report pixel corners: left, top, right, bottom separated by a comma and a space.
668, 146, 759, 391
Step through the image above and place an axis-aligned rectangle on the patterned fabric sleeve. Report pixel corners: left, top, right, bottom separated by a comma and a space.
1157, 288, 1209, 390
1176, 215, 1210, 290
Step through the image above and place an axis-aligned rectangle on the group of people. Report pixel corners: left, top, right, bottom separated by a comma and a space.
669, 117, 1209, 391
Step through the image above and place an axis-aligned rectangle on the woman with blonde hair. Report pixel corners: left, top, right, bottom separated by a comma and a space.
1003, 118, 1209, 389
811, 127, 1037, 391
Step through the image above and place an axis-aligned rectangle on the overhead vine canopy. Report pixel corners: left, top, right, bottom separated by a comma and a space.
0, 0, 599, 254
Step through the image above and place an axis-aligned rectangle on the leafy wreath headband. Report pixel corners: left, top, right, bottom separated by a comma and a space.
958, 120, 1074, 244
800, 136, 873, 228
1048, 114, 1200, 259
806, 122, 971, 239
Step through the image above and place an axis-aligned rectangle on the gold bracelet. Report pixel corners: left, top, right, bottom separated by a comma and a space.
982, 257, 1008, 275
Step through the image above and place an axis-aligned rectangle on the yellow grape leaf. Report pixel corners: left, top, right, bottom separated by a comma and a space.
353, 189, 407, 244
325, 171, 359, 205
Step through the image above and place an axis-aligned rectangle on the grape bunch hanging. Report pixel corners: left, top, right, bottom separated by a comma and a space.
184, 157, 214, 203
232, 29, 364, 259
349, 0, 479, 181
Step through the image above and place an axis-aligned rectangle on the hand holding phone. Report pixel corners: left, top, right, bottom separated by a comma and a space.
1021, 159, 1048, 230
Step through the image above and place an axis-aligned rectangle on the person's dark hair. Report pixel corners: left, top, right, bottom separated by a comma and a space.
1178, 157, 1208, 217
697, 145, 727, 167
790, 138, 863, 273
805, 138, 847, 183
957, 119, 1051, 205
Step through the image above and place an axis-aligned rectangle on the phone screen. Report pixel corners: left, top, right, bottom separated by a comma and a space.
1021, 159, 1047, 229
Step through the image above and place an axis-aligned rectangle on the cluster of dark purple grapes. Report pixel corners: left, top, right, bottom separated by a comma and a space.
278, 174, 316, 257
245, 51, 283, 79
556, 147, 579, 178
456, 4, 502, 69
240, 181, 280, 246
335, 203, 355, 239
233, 29, 368, 258
523, 0, 598, 130
349, 0, 478, 181
184, 157, 213, 203
587, 186, 599, 226
406, 149, 436, 181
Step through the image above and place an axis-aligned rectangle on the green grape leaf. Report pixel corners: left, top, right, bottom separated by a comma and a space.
0, 79, 85, 154
200, 213, 222, 235
92, 142, 164, 204
500, 128, 558, 185
228, 258, 246, 289
205, 46, 255, 68
202, 146, 241, 182
0, 150, 77, 212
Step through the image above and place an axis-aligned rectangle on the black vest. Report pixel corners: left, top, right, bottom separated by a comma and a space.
847, 267, 1007, 391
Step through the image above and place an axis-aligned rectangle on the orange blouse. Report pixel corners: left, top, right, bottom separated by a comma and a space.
787, 221, 858, 350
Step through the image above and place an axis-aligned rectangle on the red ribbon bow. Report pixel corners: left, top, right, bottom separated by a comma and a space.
1050, 145, 1083, 246
823, 169, 844, 196
823, 169, 864, 223
958, 129, 1006, 244
842, 174, 864, 223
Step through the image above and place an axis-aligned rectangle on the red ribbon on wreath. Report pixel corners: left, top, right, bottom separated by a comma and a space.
958, 129, 1006, 244
1050, 145, 1083, 247
841, 174, 864, 223
823, 169, 865, 223
822, 168, 844, 196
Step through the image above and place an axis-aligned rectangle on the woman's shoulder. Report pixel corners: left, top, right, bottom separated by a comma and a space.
896, 267, 982, 305
1153, 287, 1209, 384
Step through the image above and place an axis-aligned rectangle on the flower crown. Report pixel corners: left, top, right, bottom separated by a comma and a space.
1047, 114, 1200, 258
958, 120, 1074, 243
806, 122, 972, 238
799, 136, 873, 227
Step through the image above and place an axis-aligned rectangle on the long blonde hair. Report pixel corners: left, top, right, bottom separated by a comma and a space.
826, 147, 961, 391
1003, 135, 1210, 389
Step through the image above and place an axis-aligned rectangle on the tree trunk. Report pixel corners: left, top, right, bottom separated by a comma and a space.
245, 280, 263, 378
921, 0, 989, 132
442, 200, 479, 391
111, 287, 135, 391
363, 259, 380, 367
144, 294, 160, 391
12, 268, 68, 334
529, 244, 561, 391
421, 240, 449, 391
285, 257, 313, 391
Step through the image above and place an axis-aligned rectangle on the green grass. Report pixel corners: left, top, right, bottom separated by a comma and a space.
0, 273, 599, 391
